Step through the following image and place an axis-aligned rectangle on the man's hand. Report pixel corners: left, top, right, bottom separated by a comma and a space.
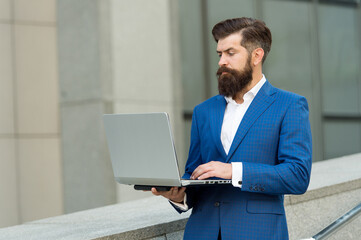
191, 161, 232, 180
151, 187, 186, 203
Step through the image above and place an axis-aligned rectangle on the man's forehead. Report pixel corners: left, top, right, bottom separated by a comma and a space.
216, 33, 243, 51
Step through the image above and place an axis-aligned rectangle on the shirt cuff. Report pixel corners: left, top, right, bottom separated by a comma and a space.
231, 162, 243, 188
169, 193, 189, 211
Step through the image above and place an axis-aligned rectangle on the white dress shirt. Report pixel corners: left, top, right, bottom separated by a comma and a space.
172, 75, 267, 209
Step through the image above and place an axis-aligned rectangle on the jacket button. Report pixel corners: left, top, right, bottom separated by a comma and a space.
238, 181, 242, 185
214, 202, 220, 207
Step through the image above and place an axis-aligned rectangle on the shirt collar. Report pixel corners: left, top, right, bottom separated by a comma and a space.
225, 74, 267, 104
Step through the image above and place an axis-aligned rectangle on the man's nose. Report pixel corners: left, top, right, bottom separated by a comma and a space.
218, 55, 228, 67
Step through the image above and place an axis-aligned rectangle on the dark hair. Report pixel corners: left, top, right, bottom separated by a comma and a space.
212, 17, 272, 63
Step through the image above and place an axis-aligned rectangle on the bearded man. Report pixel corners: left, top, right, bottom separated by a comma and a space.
152, 17, 312, 240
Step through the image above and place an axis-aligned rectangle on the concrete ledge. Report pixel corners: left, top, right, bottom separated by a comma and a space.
0, 197, 190, 240
286, 153, 361, 205
285, 153, 361, 239
0, 153, 360, 240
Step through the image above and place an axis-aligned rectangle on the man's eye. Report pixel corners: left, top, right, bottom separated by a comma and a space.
228, 52, 235, 56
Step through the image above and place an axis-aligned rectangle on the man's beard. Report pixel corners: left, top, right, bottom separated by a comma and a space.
216, 59, 253, 98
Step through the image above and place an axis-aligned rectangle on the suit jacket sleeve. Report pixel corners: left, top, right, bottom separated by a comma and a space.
242, 96, 312, 195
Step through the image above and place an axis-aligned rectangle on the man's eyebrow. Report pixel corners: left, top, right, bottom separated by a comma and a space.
216, 48, 236, 54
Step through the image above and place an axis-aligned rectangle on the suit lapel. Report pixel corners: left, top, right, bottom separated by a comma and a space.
210, 96, 228, 159
226, 81, 277, 162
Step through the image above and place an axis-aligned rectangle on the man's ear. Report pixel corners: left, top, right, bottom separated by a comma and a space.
252, 48, 264, 66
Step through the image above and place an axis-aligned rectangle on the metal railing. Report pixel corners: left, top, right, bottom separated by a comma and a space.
302, 202, 361, 240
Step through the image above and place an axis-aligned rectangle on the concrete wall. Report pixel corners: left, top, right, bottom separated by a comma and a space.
57, 0, 117, 214
0, 0, 183, 227
57, 0, 184, 211
0, 0, 63, 227
108, 0, 184, 203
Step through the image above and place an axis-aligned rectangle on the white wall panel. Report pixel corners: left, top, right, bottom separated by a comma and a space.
0, 0, 11, 20
0, 139, 19, 227
14, 0, 55, 23
14, 25, 59, 134
0, 24, 14, 134
18, 138, 63, 222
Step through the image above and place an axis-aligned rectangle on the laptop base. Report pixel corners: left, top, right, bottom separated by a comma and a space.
134, 185, 172, 191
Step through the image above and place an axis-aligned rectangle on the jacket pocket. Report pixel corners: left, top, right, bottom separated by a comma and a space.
246, 199, 285, 215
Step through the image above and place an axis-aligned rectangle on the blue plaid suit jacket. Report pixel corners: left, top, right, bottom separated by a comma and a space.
176, 80, 312, 240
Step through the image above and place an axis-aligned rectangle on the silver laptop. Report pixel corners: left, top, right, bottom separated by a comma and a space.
103, 112, 231, 190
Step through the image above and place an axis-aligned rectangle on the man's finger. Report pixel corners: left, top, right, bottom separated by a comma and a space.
151, 187, 160, 195
191, 166, 203, 179
192, 163, 212, 179
198, 170, 215, 180
171, 187, 178, 195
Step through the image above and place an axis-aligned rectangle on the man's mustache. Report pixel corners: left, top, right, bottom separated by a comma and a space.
216, 66, 235, 77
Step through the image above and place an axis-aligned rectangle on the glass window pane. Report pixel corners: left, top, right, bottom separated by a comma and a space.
262, 0, 313, 101
318, 5, 360, 115
324, 121, 361, 159
179, 0, 206, 112
262, 1, 322, 161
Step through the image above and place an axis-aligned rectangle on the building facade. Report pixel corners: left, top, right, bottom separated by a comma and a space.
0, 0, 360, 228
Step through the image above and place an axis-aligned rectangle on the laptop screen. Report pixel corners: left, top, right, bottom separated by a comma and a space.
103, 113, 182, 186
